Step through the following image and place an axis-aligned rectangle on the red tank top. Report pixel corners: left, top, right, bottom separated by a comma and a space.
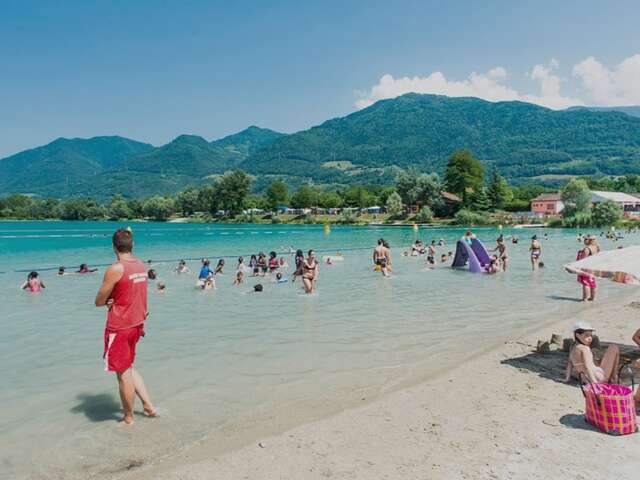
106, 258, 148, 331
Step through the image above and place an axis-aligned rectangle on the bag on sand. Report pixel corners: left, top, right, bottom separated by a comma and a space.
579, 366, 637, 436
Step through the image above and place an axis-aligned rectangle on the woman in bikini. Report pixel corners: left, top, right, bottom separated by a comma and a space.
564, 323, 619, 384
491, 237, 509, 271
529, 235, 542, 270
576, 236, 600, 302
301, 249, 319, 294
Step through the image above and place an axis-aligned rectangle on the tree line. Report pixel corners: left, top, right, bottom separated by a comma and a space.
0, 149, 585, 222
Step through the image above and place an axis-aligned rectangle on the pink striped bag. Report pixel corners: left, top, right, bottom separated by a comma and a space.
580, 367, 637, 436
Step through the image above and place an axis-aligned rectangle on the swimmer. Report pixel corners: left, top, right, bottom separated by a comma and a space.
512, 235, 519, 244
278, 256, 288, 268
485, 255, 501, 274
257, 252, 268, 276
156, 281, 166, 293
21, 271, 45, 293
426, 240, 436, 266
57, 266, 67, 276
237, 256, 247, 272
373, 238, 391, 277
268, 251, 279, 272
326, 257, 333, 265
249, 254, 258, 276
197, 259, 213, 287
253, 283, 263, 292
147, 269, 157, 280
234, 270, 244, 285
437, 238, 445, 246
275, 272, 288, 283
440, 253, 449, 263
214, 259, 225, 275
175, 259, 189, 274
491, 237, 509, 271
529, 235, 542, 270
77, 263, 98, 274
301, 249, 319, 293
202, 272, 216, 290
292, 249, 305, 281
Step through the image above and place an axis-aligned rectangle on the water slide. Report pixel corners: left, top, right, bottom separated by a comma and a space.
451, 238, 491, 273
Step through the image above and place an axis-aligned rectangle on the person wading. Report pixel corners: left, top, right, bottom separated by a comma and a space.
95, 228, 157, 425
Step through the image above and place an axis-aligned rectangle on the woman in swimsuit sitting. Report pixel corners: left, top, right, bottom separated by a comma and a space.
529, 235, 542, 271
564, 322, 619, 384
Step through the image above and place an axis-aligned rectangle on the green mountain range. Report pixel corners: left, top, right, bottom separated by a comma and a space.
242, 94, 640, 185
2, 95, 640, 199
0, 127, 284, 198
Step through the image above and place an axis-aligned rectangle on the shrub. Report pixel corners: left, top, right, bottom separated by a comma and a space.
453, 208, 491, 226
415, 206, 434, 223
338, 211, 358, 224
562, 212, 592, 228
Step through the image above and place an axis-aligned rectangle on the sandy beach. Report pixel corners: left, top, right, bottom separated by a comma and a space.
111, 289, 640, 480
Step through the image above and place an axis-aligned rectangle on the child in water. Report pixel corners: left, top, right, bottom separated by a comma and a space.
22, 271, 45, 293
215, 259, 225, 275
175, 259, 189, 274
234, 271, 244, 285
156, 281, 166, 293
202, 272, 216, 290
275, 272, 288, 283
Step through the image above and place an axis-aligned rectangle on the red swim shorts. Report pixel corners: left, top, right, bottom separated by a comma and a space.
103, 324, 144, 373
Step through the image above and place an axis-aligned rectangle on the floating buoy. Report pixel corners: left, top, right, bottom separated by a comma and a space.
323, 224, 331, 235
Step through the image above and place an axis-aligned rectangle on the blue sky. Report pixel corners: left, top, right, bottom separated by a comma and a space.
1, 0, 639, 157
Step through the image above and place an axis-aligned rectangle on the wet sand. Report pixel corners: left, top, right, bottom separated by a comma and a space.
117, 290, 640, 480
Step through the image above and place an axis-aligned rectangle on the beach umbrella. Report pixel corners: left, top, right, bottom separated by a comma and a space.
563, 245, 640, 286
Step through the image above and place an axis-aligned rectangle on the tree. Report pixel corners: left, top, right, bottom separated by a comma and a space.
385, 191, 404, 218
142, 196, 175, 221
107, 195, 132, 220
592, 200, 622, 227
487, 169, 512, 210
560, 178, 591, 216
264, 180, 289, 210
176, 187, 200, 216
469, 186, 491, 211
61, 198, 105, 220
444, 149, 484, 201
213, 170, 252, 215
290, 185, 319, 208
197, 185, 219, 214
318, 191, 343, 208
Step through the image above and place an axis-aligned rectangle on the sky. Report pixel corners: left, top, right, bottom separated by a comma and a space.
1, 0, 639, 157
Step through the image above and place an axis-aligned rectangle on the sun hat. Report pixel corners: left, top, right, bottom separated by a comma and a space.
573, 321, 594, 332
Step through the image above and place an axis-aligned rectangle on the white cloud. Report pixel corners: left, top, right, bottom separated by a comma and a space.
356, 60, 582, 110
521, 60, 583, 109
573, 54, 640, 106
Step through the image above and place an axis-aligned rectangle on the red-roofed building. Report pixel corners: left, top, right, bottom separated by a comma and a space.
531, 193, 564, 216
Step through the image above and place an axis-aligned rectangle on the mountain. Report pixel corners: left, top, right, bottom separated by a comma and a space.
0, 128, 286, 198
568, 106, 640, 118
241, 94, 640, 185
212, 126, 287, 157
0, 136, 154, 197
4, 95, 640, 199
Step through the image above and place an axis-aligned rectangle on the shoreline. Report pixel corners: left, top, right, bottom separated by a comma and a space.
116, 287, 640, 480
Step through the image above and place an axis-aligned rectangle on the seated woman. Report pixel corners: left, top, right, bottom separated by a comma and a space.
564, 322, 619, 384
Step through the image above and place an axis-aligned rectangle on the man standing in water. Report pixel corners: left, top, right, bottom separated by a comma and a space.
373, 238, 391, 277
95, 228, 156, 425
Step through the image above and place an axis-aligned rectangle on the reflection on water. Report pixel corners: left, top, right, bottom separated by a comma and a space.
0, 221, 632, 478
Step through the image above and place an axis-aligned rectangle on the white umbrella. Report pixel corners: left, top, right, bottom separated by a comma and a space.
564, 245, 640, 286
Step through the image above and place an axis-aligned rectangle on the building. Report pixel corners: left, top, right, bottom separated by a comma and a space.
591, 191, 640, 218
530, 193, 564, 216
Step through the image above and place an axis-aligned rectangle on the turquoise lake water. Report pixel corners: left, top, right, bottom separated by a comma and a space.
0, 221, 635, 479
